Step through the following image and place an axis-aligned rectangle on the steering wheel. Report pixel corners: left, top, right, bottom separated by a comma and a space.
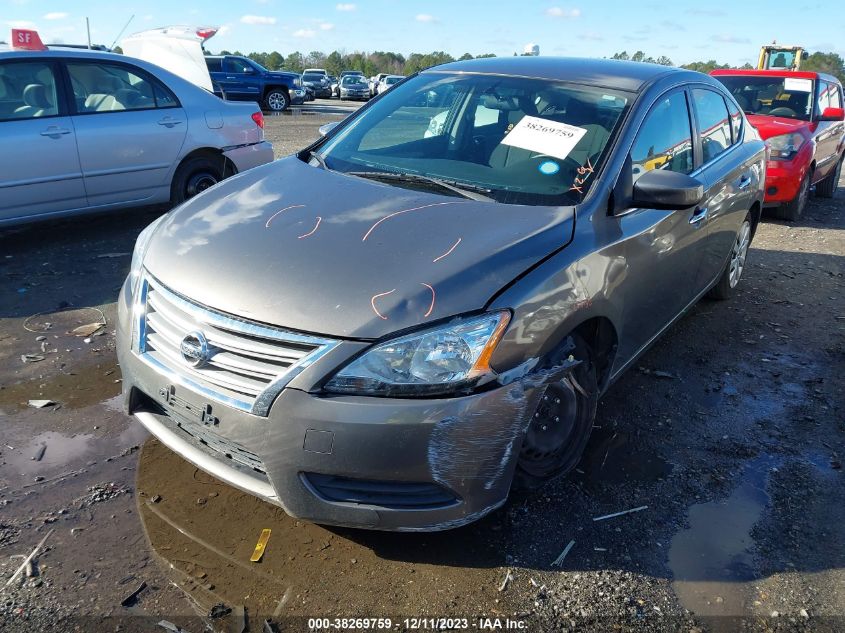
768, 107, 797, 118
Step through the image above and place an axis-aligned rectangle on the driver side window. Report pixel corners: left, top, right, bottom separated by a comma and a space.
631, 91, 693, 181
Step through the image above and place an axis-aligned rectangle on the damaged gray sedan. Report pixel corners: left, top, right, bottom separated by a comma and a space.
117, 57, 765, 530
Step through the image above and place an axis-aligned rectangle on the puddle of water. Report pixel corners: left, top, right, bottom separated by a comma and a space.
0, 360, 121, 412
0, 424, 148, 479
136, 437, 509, 618
668, 454, 779, 622
578, 428, 672, 488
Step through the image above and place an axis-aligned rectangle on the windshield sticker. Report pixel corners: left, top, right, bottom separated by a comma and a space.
539, 160, 560, 175
501, 116, 587, 161
569, 157, 595, 195
784, 77, 812, 93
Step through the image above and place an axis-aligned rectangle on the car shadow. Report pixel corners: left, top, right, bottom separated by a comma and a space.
0, 205, 167, 320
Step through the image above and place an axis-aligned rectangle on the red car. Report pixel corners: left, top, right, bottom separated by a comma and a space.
712, 69, 844, 220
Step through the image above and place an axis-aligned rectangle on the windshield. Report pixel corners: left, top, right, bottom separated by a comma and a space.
303, 74, 324, 82
715, 75, 814, 121
319, 72, 630, 205
343, 76, 367, 85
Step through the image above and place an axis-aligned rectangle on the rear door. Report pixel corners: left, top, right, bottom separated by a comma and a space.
689, 87, 759, 289
65, 59, 187, 207
220, 57, 262, 102
615, 89, 706, 360
0, 58, 87, 221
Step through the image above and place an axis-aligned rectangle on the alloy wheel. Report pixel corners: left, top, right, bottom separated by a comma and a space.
728, 220, 751, 288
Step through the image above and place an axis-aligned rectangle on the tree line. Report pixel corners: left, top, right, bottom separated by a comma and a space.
209, 48, 844, 82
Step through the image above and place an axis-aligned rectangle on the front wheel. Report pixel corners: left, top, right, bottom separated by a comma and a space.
264, 89, 290, 112
708, 214, 752, 300
513, 334, 598, 490
815, 156, 842, 198
170, 156, 224, 206
772, 172, 809, 221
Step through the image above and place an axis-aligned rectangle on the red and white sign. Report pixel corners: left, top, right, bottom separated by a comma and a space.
11, 29, 48, 51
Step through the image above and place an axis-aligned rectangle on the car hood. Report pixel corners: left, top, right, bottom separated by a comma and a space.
746, 114, 811, 140
144, 157, 576, 339
266, 71, 299, 80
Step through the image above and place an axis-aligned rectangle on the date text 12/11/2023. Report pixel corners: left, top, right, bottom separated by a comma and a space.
307, 617, 528, 630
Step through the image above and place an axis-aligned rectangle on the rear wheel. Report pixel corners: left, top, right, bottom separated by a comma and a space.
264, 89, 290, 112
815, 156, 842, 198
708, 213, 752, 300
772, 172, 809, 221
513, 334, 598, 490
170, 156, 224, 206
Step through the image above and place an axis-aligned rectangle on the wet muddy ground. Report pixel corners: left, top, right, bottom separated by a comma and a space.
1, 114, 843, 632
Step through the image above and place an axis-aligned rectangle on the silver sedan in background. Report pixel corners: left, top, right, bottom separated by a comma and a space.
0, 46, 274, 226
377, 75, 405, 94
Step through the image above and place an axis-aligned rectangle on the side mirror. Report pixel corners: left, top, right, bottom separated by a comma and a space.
818, 107, 845, 122
319, 121, 340, 137
631, 169, 704, 210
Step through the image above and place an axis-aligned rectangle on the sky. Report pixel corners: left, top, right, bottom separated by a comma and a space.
3, 0, 843, 67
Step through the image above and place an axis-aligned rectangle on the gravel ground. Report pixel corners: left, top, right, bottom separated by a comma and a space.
0, 108, 842, 632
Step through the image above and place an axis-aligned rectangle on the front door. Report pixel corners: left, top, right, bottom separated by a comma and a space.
0, 59, 87, 221
220, 57, 262, 102
615, 89, 707, 361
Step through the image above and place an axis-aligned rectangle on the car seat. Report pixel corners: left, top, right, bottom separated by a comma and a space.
565, 99, 610, 166
13, 83, 56, 118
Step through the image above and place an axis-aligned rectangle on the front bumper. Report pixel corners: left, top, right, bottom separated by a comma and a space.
116, 277, 540, 531
291, 89, 306, 105
762, 146, 812, 206
222, 141, 274, 173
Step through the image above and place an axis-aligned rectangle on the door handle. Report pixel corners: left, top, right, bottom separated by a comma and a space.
689, 207, 709, 225
738, 175, 752, 190
40, 126, 71, 137
158, 117, 183, 128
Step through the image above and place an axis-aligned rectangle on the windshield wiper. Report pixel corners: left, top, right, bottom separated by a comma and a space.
348, 171, 493, 202
309, 150, 329, 170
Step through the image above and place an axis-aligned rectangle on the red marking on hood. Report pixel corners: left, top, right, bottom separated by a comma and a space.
298, 216, 322, 239
371, 289, 396, 320
362, 201, 468, 242
433, 237, 462, 263
421, 283, 436, 318
265, 204, 305, 228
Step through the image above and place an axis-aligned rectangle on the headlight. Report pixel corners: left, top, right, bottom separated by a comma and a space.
294, 77, 302, 88
766, 132, 805, 161
129, 214, 166, 294
324, 311, 511, 397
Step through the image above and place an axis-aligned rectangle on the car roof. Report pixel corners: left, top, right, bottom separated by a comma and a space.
711, 68, 840, 84
425, 56, 689, 92
0, 48, 127, 62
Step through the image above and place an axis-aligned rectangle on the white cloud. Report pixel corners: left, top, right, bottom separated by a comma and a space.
293, 28, 316, 38
546, 7, 581, 18
240, 14, 277, 25
217, 24, 232, 36
44, 12, 68, 20
142, 14, 153, 21
336, 3, 356, 11
319, 22, 334, 30
415, 14, 438, 23
713, 33, 750, 44
6, 20, 37, 29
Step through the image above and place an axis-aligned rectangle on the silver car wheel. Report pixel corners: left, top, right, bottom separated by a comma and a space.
728, 220, 751, 288
266, 91, 289, 112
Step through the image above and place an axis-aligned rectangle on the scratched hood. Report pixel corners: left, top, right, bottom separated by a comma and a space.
746, 114, 811, 140
144, 157, 575, 339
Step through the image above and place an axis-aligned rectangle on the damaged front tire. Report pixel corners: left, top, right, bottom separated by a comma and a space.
513, 334, 598, 490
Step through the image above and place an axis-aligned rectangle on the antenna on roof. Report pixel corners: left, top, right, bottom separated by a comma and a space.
85, 17, 91, 49
110, 15, 134, 51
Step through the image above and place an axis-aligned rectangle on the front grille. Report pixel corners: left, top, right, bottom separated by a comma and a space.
304, 473, 459, 509
135, 274, 337, 416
